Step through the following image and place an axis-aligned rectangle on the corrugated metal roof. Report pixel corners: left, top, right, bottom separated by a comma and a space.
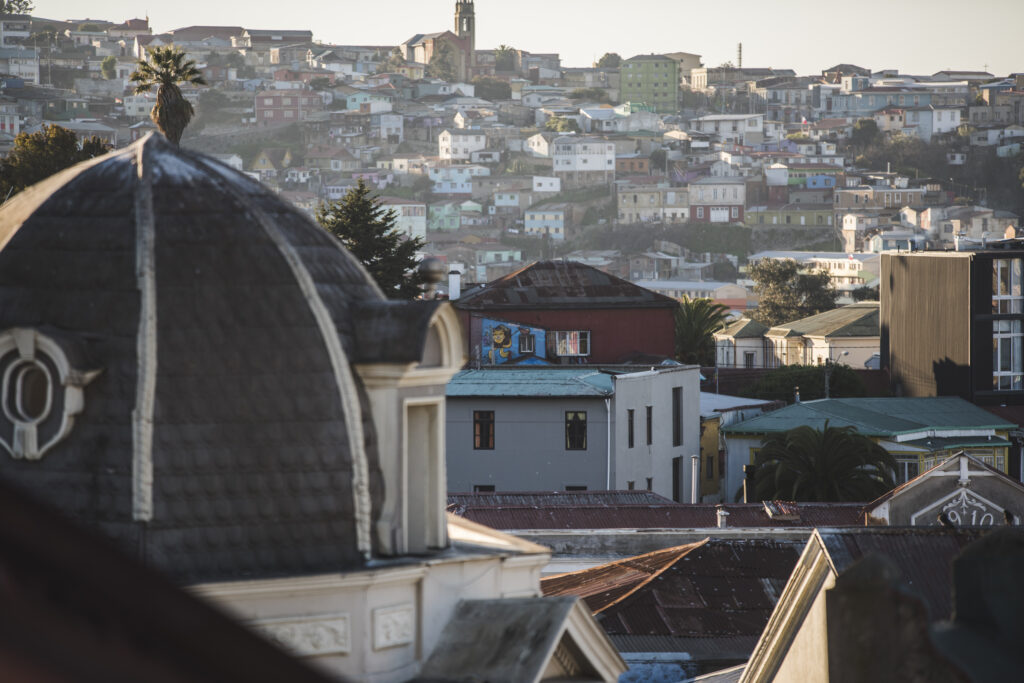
447, 490, 674, 507
454, 260, 680, 310
817, 528, 985, 620
700, 392, 779, 414
724, 397, 1017, 437
766, 302, 879, 339
446, 368, 615, 397
450, 502, 865, 530
543, 539, 802, 647
717, 317, 768, 339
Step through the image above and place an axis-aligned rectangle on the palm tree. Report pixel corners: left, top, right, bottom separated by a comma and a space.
675, 296, 730, 365
753, 422, 897, 502
130, 46, 207, 145
494, 44, 516, 71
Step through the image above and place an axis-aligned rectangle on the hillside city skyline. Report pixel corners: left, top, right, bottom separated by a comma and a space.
33, 0, 1024, 77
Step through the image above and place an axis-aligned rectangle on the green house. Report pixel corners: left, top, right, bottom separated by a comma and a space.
619, 55, 679, 114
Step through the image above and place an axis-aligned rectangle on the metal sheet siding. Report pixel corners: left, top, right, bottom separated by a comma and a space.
882, 254, 972, 398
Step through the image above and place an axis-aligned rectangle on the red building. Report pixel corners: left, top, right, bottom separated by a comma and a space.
253, 89, 323, 126
454, 260, 679, 364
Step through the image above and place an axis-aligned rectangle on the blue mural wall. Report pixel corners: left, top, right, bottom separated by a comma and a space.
480, 318, 548, 365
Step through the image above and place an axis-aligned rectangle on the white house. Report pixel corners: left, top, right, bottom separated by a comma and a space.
552, 136, 616, 188
438, 129, 487, 160
689, 114, 766, 145
714, 318, 770, 369
763, 302, 879, 369
378, 197, 428, 241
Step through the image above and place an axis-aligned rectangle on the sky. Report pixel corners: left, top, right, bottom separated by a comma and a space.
36, 0, 1024, 76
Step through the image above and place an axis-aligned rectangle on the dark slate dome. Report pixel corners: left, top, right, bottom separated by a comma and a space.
0, 133, 404, 582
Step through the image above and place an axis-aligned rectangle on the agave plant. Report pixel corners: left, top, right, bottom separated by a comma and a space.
130, 46, 207, 145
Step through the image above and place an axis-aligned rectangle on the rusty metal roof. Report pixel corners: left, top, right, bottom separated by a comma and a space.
449, 501, 865, 530
454, 260, 680, 311
542, 539, 803, 647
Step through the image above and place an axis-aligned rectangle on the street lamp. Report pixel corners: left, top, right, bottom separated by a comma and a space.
824, 350, 849, 399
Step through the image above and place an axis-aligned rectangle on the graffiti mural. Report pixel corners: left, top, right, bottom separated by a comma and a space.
480, 318, 548, 365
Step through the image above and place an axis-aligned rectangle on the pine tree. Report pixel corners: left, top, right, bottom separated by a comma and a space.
316, 179, 426, 299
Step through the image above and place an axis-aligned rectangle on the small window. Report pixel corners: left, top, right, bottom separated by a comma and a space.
627, 480, 635, 490
473, 410, 494, 449
706, 455, 715, 479
566, 411, 587, 450
473, 484, 495, 492
646, 406, 653, 445
627, 409, 635, 448
565, 485, 588, 491
646, 477, 653, 491
555, 331, 590, 356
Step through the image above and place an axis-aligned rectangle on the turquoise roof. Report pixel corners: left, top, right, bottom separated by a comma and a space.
723, 397, 1016, 437
447, 368, 615, 398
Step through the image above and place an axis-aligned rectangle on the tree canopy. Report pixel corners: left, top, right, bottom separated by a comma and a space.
753, 422, 897, 502
100, 55, 117, 80
426, 42, 456, 82
471, 76, 510, 101
569, 87, 610, 103
316, 179, 426, 299
130, 46, 207, 145
494, 45, 516, 71
0, 125, 109, 201
0, 0, 33, 14
849, 118, 879, 149
376, 46, 406, 74
734, 364, 866, 403
675, 297, 730, 365
748, 258, 837, 327
544, 116, 580, 133
596, 53, 621, 68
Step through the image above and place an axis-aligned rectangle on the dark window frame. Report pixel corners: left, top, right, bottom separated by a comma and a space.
672, 387, 682, 447
646, 406, 653, 445
473, 410, 495, 449
565, 411, 587, 450
627, 409, 635, 448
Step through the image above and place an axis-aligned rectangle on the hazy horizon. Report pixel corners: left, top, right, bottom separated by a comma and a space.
35, 0, 1023, 77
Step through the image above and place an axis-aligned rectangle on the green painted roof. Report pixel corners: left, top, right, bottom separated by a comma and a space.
723, 397, 1017, 437
766, 302, 879, 339
447, 368, 615, 398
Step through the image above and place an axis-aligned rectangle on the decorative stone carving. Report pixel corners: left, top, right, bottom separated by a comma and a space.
911, 487, 1005, 527
0, 328, 100, 460
373, 603, 415, 650
251, 613, 351, 656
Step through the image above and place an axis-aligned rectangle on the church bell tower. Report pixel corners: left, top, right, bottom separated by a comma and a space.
454, 0, 476, 67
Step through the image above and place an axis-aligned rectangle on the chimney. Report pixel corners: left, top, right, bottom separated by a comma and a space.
716, 505, 730, 528
448, 269, 461, 300
691, 455, 699, 504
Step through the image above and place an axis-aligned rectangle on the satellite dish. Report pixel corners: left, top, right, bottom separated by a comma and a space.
1005, 226, 1017, 239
